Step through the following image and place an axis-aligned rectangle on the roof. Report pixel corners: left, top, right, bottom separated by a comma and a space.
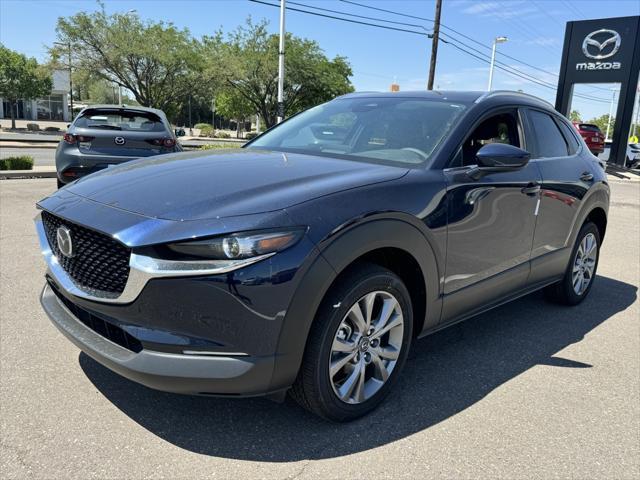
338, 90, 554, 109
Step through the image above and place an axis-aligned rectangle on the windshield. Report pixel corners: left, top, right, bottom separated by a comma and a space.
74, 109, 166, 132
247, 97, 467, 165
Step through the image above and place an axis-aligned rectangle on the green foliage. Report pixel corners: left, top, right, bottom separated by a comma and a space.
216, 89, 255, 122
210, 19, 354, 128
55, 6, 206, 112
0, 155, 34, 170
194, 123, 212, 130
587, 114, 614, 134
198, 124, 214, 137
215, 131, 231, 138
0, 44, 52, 128
199, 142, 242, 150
569, 110, 581, 122
244, 132, 258, 140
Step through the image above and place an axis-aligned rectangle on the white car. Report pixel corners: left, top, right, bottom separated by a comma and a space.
599, 141, 640, 169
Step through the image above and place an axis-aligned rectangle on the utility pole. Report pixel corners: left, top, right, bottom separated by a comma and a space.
211, 98, 216, 128
427, 0, 442, 90
277, 0, 286, 123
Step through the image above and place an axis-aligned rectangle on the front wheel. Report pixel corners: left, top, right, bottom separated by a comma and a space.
290, 264, 413, 422
545, 221, 600, 305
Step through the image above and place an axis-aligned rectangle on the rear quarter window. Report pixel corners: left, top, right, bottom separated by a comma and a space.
557, 120, 581, 155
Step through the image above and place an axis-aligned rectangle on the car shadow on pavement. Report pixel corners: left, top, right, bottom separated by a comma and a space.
79, 275, 636, 461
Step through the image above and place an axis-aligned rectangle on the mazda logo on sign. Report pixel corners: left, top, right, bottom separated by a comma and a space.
114, 136, 126, 145
582, 29, 621, 60
56, 226, 74, 258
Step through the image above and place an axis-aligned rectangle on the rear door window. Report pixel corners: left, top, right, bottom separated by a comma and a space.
528, 110, 569, 158
74, 109, 166, 132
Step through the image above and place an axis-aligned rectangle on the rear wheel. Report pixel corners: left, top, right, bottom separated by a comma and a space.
291, 264, 413, 422
545, 221, 600, 305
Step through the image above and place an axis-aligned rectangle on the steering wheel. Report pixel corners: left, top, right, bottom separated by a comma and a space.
401, 147, 429, 160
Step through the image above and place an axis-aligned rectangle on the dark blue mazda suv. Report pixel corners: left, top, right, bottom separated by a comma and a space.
37, 91, 609, 421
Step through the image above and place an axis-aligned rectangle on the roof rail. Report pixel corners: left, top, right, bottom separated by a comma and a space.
475, 90, 554, 108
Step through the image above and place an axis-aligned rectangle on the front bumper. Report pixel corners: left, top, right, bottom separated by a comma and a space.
41, 283, 277, 395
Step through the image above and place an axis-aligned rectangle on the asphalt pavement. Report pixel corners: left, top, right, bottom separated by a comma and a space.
0, 178, 638, 479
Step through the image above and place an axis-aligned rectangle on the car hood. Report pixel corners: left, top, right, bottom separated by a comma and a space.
64, 149, 409, 221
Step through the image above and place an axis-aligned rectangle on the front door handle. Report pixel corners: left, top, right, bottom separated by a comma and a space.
521, 182, 541, 196
580, 172, 594, 182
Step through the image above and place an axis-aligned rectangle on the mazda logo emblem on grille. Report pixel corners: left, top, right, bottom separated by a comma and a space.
114, 136, 126, 145
582, 29, 621, 60
56, 226, 74, 258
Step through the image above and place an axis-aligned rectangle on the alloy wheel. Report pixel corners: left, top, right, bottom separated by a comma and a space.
572, 232, 598, 295
329, 291, 404, 404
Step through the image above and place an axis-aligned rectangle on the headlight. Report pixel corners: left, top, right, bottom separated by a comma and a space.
166, 229, 306, 260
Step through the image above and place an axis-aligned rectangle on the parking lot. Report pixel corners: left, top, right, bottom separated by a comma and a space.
1, 178, 638, 479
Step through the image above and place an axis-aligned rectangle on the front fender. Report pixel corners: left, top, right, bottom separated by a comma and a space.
269, 217, 441, 392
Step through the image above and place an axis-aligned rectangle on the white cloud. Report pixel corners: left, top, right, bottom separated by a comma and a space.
460, 0, 539, 19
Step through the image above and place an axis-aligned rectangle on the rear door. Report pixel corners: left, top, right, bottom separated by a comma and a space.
524, 109, 591, 285
441, 108, 541, 322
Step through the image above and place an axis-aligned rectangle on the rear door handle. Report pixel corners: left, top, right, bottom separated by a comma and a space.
521, 182, 541, 196
580, 172, 594, 182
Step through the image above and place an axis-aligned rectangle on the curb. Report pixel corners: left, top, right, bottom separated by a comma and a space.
0, 170, 57, 179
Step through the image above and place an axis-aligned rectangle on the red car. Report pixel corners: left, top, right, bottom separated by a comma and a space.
573, 122, 605, 154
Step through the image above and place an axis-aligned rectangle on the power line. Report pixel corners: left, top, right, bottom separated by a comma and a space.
248, 0, 429, 37
286, 0, 428, 31
340, 0, 612, 92
252, 0, 609, 103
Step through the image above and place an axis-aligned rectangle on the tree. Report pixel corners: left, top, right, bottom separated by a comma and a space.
209, 20, 354, 128
587, 114, 614, 135
569, 110, 581, 122
54, 6, 206, 114
0, 44, 52, 129
216, 89, 256, 136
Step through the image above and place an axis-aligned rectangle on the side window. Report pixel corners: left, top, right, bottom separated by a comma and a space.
528, 110, 569, 158
459, 111, 521, 166
556, 120, 580, 155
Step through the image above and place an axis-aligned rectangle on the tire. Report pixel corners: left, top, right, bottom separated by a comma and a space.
290, 263, 413, 422
544, 221, 600, 305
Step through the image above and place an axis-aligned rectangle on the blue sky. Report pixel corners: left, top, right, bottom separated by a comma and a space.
2, 0, 639, 119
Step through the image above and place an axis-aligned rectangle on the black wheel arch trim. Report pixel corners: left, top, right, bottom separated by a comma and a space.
269, 215, 442, 392
567, 182, 609, 247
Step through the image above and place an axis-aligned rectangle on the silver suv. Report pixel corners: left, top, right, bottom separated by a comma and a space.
55, 105, 182, 188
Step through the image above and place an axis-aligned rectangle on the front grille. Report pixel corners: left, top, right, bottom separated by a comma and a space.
49, 279, 143, 353
41, 211, 131, 295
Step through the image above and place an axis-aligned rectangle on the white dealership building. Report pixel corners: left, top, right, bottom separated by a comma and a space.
0, 69, 71, 122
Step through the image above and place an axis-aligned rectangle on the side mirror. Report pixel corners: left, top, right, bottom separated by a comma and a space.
469, 143, 530, 178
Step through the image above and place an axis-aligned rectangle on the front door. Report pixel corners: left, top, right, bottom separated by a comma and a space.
441, 109, 541, 322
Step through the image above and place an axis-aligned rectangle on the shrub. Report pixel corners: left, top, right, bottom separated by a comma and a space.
244, 132, 258, 140
215, 131, 231, 139
194, 123, 212, 130
199, 125, 214, 137
199, 143, 241, 150
26, 123, 40, 131
44, 126, 60, 132
0, 155, 34, 170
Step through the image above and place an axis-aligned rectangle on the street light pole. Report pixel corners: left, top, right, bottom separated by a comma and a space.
606, 89, 617, 141
54, 41, 74, 120
277, 0, 286, 123
488, 36, 508, 91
